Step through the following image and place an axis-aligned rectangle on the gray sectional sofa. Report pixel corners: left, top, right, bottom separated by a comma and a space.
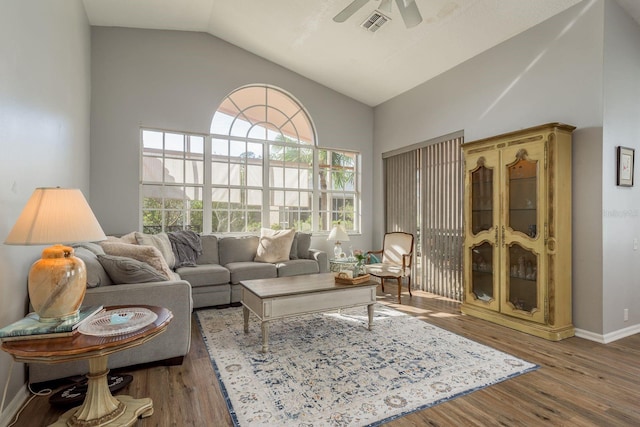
182, 234, 328, 308
29, 231, 328, 384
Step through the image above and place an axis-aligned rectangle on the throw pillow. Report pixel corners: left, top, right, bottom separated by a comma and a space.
97, 255, 168, 284
105, 232, 137, 245
134, 231, 176, 269
74, 247, 112, 288
289, 233, 299, 260
254, 228, 295, 263
296, 232, 312, 259
99, 241, 173, 280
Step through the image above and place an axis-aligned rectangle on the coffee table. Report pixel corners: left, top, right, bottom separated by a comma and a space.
240, 273, 377, 352
1, 305, 172, 427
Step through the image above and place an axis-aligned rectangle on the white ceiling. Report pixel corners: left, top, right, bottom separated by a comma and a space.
82, 0, 640, 107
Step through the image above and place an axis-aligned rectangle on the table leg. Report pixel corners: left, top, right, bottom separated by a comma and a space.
51, 355, 153, 427
367, 304, 374, 331
261, 321, 270, 353
243, 305, 249, 333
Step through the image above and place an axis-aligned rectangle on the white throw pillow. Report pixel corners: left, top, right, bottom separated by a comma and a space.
254, 228, 295, 263
135, 231, 176, 269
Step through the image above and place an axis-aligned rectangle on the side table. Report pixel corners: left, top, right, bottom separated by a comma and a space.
1, 305, 172, 427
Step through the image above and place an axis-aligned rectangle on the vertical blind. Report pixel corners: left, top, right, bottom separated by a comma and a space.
383, 134, 464, 301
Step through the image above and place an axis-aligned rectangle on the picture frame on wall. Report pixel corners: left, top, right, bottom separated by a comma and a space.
617, 146, 635, 187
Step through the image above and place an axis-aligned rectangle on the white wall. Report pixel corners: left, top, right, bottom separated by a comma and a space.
373, 0, 610, 335
601, 0, 640, 336
0, 0, 91, 418
89, 28, 374, 254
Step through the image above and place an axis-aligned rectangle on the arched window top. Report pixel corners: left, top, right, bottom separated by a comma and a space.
211, 85, 316, 146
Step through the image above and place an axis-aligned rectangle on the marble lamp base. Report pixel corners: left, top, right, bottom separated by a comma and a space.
29, 244, 87, 322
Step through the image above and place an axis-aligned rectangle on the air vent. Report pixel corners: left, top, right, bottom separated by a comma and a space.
361, 10, 391, 32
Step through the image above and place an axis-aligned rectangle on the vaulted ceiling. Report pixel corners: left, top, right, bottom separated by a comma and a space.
82, 0, 640, 106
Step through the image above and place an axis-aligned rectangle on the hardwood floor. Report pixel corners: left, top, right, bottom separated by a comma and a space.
9, 287, 640, 426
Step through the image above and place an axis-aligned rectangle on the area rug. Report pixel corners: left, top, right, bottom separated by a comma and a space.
196, 304, 537, 426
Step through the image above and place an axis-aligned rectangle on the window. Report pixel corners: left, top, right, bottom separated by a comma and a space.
141, 130, 205, 234
140, 85, 360, 234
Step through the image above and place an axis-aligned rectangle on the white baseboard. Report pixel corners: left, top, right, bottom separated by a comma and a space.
575, 323, 640, 344
0, 384, 29, 427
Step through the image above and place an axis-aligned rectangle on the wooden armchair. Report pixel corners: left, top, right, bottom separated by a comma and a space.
365, 232, 414, 304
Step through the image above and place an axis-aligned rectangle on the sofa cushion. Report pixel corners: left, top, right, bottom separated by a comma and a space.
218, 236, 259, 265
196, 235, 219, 265
135, 232, 176, 269
72, 242, 106, 256
106, 232, 137, 244
97, 254, 168, 284
100, 241, 173, 280
276, 259, 320, 277
296, 232, 312, 259
255, 228, 295, 263
225, 262, 277, 284
176, 264, 230, 288
74, 247, 112, 288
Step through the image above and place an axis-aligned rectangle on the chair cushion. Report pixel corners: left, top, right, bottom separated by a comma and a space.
365, 263, 409, 278
381, 233, 413, 264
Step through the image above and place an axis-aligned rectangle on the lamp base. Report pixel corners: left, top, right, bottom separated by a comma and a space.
333, 242, 343, 258
28, 245, 87, 323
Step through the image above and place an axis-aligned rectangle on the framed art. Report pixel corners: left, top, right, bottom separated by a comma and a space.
617, 146, 635, 187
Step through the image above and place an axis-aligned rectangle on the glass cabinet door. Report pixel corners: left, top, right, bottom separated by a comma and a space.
506, 243, 538, 313
470, 242, 494, 302
507, 156, 538, 237
501, 145, 546, 324
471, 165, 494, 235
464, 153, 500, 311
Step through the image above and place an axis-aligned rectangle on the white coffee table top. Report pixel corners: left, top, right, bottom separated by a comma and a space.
240, 273, 376, 298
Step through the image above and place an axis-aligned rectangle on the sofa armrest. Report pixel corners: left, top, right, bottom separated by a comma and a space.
309, 249, 329, 273
29, 280, 193, 384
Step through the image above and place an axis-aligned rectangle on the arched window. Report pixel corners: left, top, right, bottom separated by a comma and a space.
140, 84, 359, 234
210, 85, 316, 232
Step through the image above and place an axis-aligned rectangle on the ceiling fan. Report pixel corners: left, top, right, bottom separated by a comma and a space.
333, 0, 423, 29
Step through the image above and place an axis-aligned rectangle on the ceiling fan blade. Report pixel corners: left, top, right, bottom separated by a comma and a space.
394, 0, 423, 28
333, 0, 371, 23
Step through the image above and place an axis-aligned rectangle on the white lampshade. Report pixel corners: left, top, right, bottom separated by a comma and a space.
5, 187, 106, 322
327, 224, 349, 258
327, 224, 349, 243
5, 188, 106, 245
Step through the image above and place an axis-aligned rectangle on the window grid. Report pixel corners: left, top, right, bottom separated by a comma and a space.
140, 130, 205, 234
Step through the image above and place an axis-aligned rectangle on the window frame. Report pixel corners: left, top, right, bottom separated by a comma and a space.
140, 85, 361, 235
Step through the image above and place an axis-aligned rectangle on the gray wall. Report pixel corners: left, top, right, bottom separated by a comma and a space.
0, 0, 91, 417
373, 0, 624, 337
601, 0, 640, 335
89, 27, 374, 255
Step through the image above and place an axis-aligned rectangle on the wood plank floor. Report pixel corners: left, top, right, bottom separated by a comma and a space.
9, 287, 640, 426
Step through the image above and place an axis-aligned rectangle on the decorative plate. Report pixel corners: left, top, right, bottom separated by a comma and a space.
78, 307, 158, 337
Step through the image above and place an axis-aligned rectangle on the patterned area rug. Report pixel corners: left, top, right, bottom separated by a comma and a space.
196, 304, 537, 426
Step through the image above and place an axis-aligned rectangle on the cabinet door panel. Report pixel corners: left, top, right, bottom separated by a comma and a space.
500, 143, 546, 323
464, 150, 500, 311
